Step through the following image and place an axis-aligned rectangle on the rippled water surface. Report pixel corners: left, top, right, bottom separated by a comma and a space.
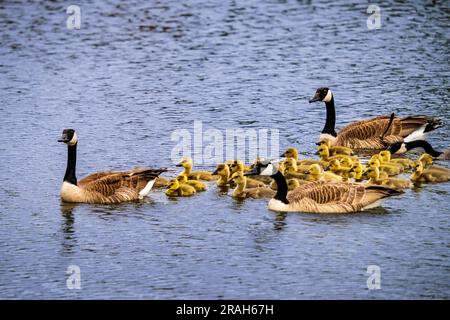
0, 0, 449, 299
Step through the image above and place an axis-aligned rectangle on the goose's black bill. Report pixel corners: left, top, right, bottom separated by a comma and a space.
244, 166, 259, 176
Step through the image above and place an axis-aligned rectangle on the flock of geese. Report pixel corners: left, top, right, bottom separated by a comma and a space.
59, 87, 450, 213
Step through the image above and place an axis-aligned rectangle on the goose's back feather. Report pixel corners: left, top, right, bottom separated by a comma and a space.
335, 115, 439, 149
279, 181, 401, 213
62, 167, 166, 203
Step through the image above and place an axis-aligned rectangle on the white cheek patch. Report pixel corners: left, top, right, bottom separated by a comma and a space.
322, 90, 332, 102
260, 164, 274, 176
68, 132, 78, 146
398, 144, 407, 154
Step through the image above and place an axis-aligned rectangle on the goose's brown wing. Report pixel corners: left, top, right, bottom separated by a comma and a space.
81, 168, 167, 197
78, 171, 121, 187
287, 181, 401, 213
335, 115, 441, 149
335, 116, 400, 148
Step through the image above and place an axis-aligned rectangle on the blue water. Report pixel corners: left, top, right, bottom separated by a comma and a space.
0, 0, 449, 299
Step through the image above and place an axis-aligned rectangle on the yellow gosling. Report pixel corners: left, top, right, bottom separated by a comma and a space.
419, 153, 450, 173
349, 162, 365, 182
317, 145, 358, 163
317, 139, 353, 156
306, 164, 342, 182
213, 163, 230, 187
177, 156, 215, 181
228, 172, 275, 199
379, 150, 414, 170
176, 174, 207, 191
327, 159, 352, 182
367, 166, 411, 190
411, 160, 450, 183
228, 159, 267, 187
165, 179, 196, 197
281, 147, 322, 166
368, 155, 401, 176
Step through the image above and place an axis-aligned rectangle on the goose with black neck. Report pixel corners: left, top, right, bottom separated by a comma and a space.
309, 87, 443, 149
244, 159, 403, 213
58, 128, 166, 204
388, 140, 450, 160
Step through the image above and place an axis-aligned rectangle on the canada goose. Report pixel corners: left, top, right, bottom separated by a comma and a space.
228, 159, 267, 187
244, 159, 402, 213
419, 154, 450, 173
227, 172, 276, 199
306, 164, 343, 182
177, 156, 215, 181
410, 160, 450, 183
389, 140, 450, 160
165, 178, 196, 197
378, 150, 414, 170
58, 129, 166, 204
368, 156, 402, 176
176, 174, 207, 191
212, 163, 230, 187
309, 87, 442, 149
316, 139, 353, 156
366, 166, 411, 190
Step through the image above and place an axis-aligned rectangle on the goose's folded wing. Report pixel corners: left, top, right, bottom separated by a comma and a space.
78, 171, 122, 187
81, 173, 130, 196
80, 167, 167, 194
83, 186, 140, 204
287, 181, 386, 213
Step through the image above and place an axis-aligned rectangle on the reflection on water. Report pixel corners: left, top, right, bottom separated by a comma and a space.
60, 203, 77, 256
0, 0, 449, 299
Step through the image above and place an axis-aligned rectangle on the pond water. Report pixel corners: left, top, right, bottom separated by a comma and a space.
0, 0, 449, 299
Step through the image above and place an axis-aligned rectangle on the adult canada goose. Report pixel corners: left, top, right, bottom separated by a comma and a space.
388, 140, 450, 160
228, 172, 275, 199
309, 87, 442, 149
176, 174, 207, 191
177, 156, 215, 181
165, 178, 196, 197
58, 129, 166, 204
244, 159, 402, 213
410, 160, 450, 183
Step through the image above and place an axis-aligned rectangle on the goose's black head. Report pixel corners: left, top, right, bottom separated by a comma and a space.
244, 158, 277, 176
388, 141, 406, 154
58, 128, 78, 146
309, 87, 332, 103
